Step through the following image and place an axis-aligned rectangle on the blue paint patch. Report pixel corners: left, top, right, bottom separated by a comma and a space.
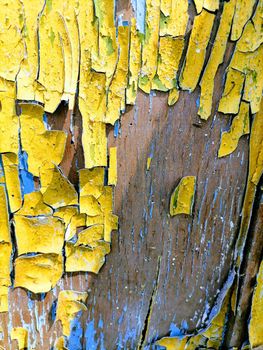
169, 323, 184, 337
18, 151, 34, 195
114, 120, 120, 138
196, 96, 200, 108
68, 313, 83, 350
136, 0, 146, 33
181, 319, 189, 331
85, 320, 98, 350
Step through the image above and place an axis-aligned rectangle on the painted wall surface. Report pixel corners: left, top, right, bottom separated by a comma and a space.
0, 0, 262, 349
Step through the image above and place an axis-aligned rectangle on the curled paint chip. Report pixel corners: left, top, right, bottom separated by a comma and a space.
65, 241, 110, 274
20, 103, 66, 177
139, 0, 161, 93
126, 18, 142, 105
160, 0, 188, 37
40, 164, 78, 209
0, 186, 10, 243
16, 191, 53, 216
218, 68, 245, 114
170, 176, 196, 216
218, 102, 250, 158
56, 290, 88, 337
179, 10, 215, 92
198, 0, 236, 119
14, 215, 64, 255
1, 153, 22, 213
14, 253, 63, 293
11, 327, 28, 350
231, 0, 255, 41
108, 147, 117, 186
0, 242, 12, 288
76, 225, 104, 246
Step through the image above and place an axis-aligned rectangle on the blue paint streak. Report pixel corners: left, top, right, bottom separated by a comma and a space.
51, 300, 57, 321
114, 120, 120, 138
85, 320, 98, 350
18, 151, 34, 195
196, 96, 200, 108
68, 314, 83, 350
169, 323, 183, 337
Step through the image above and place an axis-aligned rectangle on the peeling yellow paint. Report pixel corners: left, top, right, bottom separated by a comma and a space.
40, 164, 78, 209
139, 0, 161, 93
126, 18, 141, 105
0, 186, 10, 243
249, 260, 263, 348
156, 336, 188, 349
218, 68, 245, 114
105, 26, 129, 125
14, 253, 63, 293
179, 10, 215, 92
0, 0, 24, 81
77, 225, 104, 246
2, 153, 22, 213
218, 102, 250, 158
170, 176, 196, 216
14, 215, 64, 255
0, 286, 8, 313
16, 0, 44, 101
108, 147, 117, 186
20, 103, 66, 177
16, 191, 53, 216
65, 212, 86, 241
160, 0, 188, 37
231, 0, 255, 41
56, 290, 87, 337
11, 327, 28, 350
65, 241, 110, 274
152, 37, 184, 91
199, 0, 236, 120
54, 336, 68, 350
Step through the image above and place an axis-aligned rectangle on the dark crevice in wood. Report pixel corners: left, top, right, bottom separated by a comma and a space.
138, 256, 161, 350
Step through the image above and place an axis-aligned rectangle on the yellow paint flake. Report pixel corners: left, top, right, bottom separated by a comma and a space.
170, 176, 196, 216
0, 242, 12, 288
249, 260, 263, 348
179, 10, 215, 92
79, 167, 104, 198
203, 0, 219, 12
152, 37, 184, 91
14, 253, 63, 293
236, 0, 263, 52
193, 0, 203, 14
108, 147, 117, 186
0, 80, 19, 155
82, 120, 107, 169
14, 215, 64, 255
0, 286, 8, 313
54, 206, 78, 227
40, 164, 78, 209
198, 0, 236, 119
230, 45, 263, 114
98, 186, 118, 242
160, 0, 188, 37
0, 186, 10, 243
139, 0, 161, 93
2, 153, 22, 213
93, 0, 117, 85
231, 0, 255, 41
20, 103, 66, 177
56, 290, 87, 337
218, 102, 250, 158
38, 3, 65, 113
16, 0, 44, 101
126, 18, 141, 105
65, 241, 110, 274
77, 225, 104, 246
156, 336, 188, 349
16, 191, 53, 216
79, 70, 106, 123
218, 68, 245, 114
65, 213, 86, 241
0, 0, 24, 81
11, 327, 28, 350
105, 26, 129, 125
168, 88, 180, 106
